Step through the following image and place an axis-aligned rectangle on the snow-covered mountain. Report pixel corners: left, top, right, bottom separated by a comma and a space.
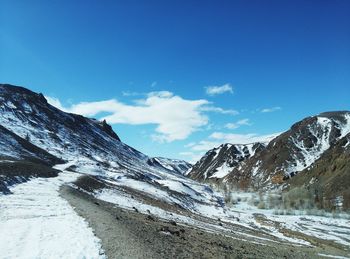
0, 84, 187, 175
189, 111, 350, 193
147, 157, 191, 175
0, 124, 62, 165
0, 84, 222, 212
0, 84, 145, 169
188, 143, 265, 181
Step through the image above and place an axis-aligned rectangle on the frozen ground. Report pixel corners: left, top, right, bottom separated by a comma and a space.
229, 192, 350, 249
1, 160, 350, 258
81, 175, 350, 258
0, 167, 105, 259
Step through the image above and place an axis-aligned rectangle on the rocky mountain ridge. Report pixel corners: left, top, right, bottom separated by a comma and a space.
188, 142, 265, 181
0, 84, 188, 176
188, 111, 350, 208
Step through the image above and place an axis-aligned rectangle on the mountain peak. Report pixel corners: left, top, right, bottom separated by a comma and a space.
188, 142, 265, 181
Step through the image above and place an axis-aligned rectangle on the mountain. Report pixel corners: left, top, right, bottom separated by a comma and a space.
0, 84, 221, 212
286, 131, 350, 210
0, 84, 187, 175
147, 157, 192, 175
0, 124, 62, 165
189, 111, 350, 194
188, 143, 265, 181
0, 121, 63, 194
0, 84, 142, 167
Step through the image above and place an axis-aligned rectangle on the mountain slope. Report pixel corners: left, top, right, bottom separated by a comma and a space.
0, 124, 62, 165
0, 84, 186, 175
226, 111, 350, 190
147, 157, 191, 175
286, 131, 350, 210
188, 143, 265, 181
189, 111, 350, 193
0, 84, 143, 168
0, 124, 62, 194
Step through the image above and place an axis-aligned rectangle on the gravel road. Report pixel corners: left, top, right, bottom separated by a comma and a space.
60, 185, 328, 259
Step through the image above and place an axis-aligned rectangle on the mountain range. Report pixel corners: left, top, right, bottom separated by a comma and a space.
188, 111, 350, 209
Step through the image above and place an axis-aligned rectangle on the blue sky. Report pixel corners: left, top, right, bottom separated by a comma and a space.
1, 0, 349, 162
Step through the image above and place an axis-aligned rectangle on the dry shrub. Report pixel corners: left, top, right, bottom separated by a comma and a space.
282, 186, 314, 210
271, 173, 284, 184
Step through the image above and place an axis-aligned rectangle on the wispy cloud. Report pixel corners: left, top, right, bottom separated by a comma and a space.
260, 106, 281, 113
151, 81, 157, 88
205, 83, 233, 96
122, 91, 144, 97
46, 91, 237, 143
200, 106, 239, 115
178, 151, 203, 164
209, 132, 280, 144
225, 118, 251, 129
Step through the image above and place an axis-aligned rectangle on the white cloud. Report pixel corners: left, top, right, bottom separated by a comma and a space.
151, 81, 157, 88
261, 106, 281, 113
205, 83, 233, 96
225, 118, 251, 129
200, 106, 239, 115
47, 91, 241, 143
190, 140, 222, 152
46, 91, 236, 143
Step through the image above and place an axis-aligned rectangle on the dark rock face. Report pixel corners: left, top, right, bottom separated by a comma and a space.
0, 161, 59, 194
188, 143, 265, 181
100, 119, 121, 141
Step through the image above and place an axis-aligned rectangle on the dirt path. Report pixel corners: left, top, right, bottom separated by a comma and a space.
60, 185, 327, 259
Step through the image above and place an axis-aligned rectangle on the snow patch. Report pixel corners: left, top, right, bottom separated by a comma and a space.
318, 253, 350, 259
209, 162, 232, 178
5, 101, 17, 109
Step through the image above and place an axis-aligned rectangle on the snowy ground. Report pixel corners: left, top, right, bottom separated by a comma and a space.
0, 169, 105, 259
1, 160, 350, 258
227, 192, 350, 252
86, 177, 350, 257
